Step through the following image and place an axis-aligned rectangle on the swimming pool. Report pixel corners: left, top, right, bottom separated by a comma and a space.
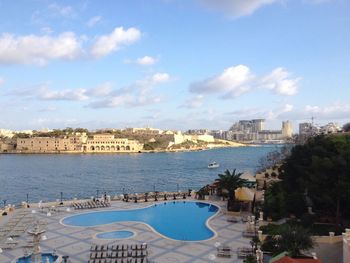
96, 230, 135, 239
16, 253, 58, 263
62, 201, 219, 241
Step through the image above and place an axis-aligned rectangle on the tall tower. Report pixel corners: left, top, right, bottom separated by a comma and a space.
252, 119, 265, 132
282, 121, 293, 138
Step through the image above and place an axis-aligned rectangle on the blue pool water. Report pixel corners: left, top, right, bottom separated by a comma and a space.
96, 230, 134, 239
63, 201, 219, 241
17, 253, 58, 263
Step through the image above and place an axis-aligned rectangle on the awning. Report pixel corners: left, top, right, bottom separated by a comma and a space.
235, 187, 255, 201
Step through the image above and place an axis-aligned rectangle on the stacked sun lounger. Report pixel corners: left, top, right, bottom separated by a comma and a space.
88, 244, 149, 263
0, 211, 35, 249
216, 245, 231, 258
72, 201, 111, 210
242, 230, 257, 237
237, 247, 253, 258
123, 192, 187, 203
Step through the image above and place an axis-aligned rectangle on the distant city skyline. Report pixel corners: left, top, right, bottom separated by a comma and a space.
0, 0, 349, 131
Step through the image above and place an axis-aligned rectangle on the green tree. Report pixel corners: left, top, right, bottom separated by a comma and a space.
215, 169, 247, 211
261, 225, 314, 257
263, 182, 286, 220
281, 134, 350, 223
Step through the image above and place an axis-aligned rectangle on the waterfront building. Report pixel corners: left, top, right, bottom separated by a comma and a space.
0, 139, 15, 152
83, 134, 143, 152
15, 133, 143, 153
298, 122, 342, 143
172, 131, 214, 145
282, 121, 293, 138
227, 119, 293, 143
16, 136, 84, 153
230, 119, 265, 133
124, 127, 163, 135
186, 129, 210, 135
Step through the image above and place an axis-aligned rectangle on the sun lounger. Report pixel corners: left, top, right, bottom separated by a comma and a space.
111, 245, 118, 251
217, 250, 231, 258
91, 244, 98, 251
101, 245, 108, 251
242, 230, 257, 237
237, 247, 253, 258
90, 252, 97, 259
227, 217, 240, 223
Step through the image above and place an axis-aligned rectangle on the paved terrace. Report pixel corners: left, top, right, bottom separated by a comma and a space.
0, 199, 251, 263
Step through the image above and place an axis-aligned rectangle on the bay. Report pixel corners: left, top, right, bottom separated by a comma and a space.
0, 146, 277, 205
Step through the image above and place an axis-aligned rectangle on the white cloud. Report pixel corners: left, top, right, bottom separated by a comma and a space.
260, 67, 300, 96
150, 73, 170, 84
0, 26, 142, 65
136, 56, 157, 65
0, 77, 4, 86
181, 95, 204, 108
87, 16, 102, 27
87, 82, 113, 97
90, 27, 141, 58
125, 55, 158, 66
189, 65, 300, 99
88, 73, 171, 108
267, 103, 294, 120
0, 32, 82, 65
190, 65, 254, 98
304, 103, 350, 119
199, 0, 280, 18
9, 84, 89, 101
227, 103, 294, 121
38, 87, 88, 101
274, 102, 350, 122
48, 3, 76, 18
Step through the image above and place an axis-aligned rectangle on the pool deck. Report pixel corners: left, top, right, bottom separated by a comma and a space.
0, 199, 252, 263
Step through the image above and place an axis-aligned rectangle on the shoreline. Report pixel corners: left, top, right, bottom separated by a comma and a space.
0, 142, 251, 155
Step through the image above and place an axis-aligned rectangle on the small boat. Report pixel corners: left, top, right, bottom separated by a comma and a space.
208, 162, 219, 169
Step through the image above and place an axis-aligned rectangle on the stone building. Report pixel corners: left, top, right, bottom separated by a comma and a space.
15, 134, 143, 153
0, 139, 15, 153
83, 134, 143, 153
16, 136, 83, 153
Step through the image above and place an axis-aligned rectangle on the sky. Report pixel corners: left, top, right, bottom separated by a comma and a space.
0, 0, 349, 132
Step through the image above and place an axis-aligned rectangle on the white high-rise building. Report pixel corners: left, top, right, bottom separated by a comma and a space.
282, 121, 293, 138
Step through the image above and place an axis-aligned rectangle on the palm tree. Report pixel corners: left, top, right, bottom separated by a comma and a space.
261, 224, 314, 257
215, 169, 248, 211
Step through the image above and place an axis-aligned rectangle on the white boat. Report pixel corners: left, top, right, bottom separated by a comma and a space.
208, 162, 220, 169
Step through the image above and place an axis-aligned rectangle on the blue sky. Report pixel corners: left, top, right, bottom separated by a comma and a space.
0, 0, 349, 131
